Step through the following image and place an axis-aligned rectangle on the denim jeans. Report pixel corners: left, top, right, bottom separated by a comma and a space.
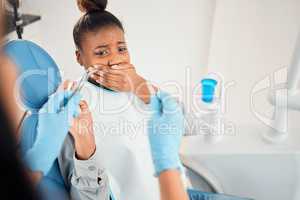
188, 189, 254, 200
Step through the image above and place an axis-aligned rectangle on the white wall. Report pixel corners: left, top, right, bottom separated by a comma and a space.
208, 0, 300, 129
17, 0, 83, 78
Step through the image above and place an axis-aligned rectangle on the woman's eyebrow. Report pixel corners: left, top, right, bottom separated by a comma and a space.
95, 44, 109, 49
94, 42, 126, 49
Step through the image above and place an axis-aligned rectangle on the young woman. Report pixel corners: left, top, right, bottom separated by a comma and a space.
74, 0, 154, 104
59, 0, 162, 199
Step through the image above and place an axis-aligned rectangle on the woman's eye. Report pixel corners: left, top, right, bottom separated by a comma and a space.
118, 46, 127, 53
95, 50, 109, 56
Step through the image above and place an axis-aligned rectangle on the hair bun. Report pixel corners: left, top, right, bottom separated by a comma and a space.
77, 0, 108, 13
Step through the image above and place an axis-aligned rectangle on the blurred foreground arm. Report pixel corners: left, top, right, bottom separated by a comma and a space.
148, 91, 188, 200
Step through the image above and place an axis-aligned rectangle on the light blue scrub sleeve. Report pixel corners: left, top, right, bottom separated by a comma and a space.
20, 114, 70, 200
24, 91, 81, 175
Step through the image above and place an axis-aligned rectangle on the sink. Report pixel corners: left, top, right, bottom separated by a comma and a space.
181, 153, 300, 200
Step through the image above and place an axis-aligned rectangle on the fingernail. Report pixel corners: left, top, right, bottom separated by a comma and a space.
111, 65, 119, 69
97, 78, 103, 83
98, 71, 104, 76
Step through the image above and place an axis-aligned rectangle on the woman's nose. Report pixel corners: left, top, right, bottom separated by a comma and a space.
108, 53, 127, 66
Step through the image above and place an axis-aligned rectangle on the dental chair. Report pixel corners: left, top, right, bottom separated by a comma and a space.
4, 40, 69, 200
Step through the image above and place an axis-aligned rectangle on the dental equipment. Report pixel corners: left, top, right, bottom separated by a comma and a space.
264, 31, 300, 143
200, 76, 223, 144
58, 68, 99, 112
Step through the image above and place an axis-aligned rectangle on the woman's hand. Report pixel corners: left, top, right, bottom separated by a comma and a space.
69, 100, 96, 160
91, 63, 156, 104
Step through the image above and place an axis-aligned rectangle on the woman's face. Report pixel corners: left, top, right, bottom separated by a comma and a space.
76, 26, 130, 71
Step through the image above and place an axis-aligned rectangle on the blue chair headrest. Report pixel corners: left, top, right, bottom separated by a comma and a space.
4, 40, 62, 111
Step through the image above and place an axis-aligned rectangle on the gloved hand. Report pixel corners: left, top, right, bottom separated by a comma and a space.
148, 91, 184, 176
24, 90, 81, 175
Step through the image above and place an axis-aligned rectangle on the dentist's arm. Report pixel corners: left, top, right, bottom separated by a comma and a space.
24, 90, 81, 182
159, 170, 188, 200
148, 91, 188, 200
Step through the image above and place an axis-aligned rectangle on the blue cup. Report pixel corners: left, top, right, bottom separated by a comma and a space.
201, 78, 218, 103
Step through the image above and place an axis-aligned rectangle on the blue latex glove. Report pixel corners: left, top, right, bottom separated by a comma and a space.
148, 91, 184, 176
24, 90, 81, 175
